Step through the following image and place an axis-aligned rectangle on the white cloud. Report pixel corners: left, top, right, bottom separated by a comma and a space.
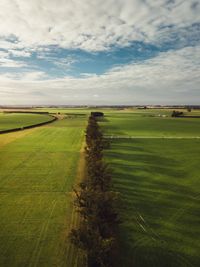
0, 0, 199, 105
0, 50, 26, 67
0, 0, 199, 52
0, 50, 9, 59
21, 71, 47, 81
0, 46, 199, 105
0, 70, 47, 81
53, 57, 78, 69
37, 52, 77, 69
9, 49, 31, 57
0, 59, 26, 67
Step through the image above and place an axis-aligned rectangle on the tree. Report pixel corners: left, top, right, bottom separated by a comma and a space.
171, 110, 183, 117
69, 115, 119, 267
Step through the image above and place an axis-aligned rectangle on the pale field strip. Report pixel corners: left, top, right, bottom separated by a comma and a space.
104, 135, 200, 139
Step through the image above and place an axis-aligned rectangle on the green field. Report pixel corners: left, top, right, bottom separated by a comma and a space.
0, 108, 199, 267
0, 116, 86, 267
102, 112, 200, 137
0, 113, 53, 131
102, 112, 200, 267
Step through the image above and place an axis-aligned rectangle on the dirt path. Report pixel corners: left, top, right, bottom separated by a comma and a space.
104, 135, 200, 139
58, 141, 86, 267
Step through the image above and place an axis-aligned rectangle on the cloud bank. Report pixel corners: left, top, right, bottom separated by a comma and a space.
0, 0, 199, 104
0, 0, 199, 51
0, 46, 199, 105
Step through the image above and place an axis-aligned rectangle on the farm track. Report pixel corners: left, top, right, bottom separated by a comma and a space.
122, 198, 194, 267
133, 212, 194, 267
169, 193, 200, 222
29, 200, 57, 267
104, 135, 200, 139
64, 143, 86, 267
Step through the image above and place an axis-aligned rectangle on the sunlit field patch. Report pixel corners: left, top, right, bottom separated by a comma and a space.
0, 116, 86, 267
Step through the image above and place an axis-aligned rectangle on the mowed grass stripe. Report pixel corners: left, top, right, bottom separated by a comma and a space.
0, 116, 86, 267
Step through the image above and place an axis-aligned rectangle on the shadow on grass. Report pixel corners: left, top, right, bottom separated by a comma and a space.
105, 139, 200, 267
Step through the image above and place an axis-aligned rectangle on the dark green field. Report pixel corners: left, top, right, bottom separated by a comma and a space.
102, 111, 200, 267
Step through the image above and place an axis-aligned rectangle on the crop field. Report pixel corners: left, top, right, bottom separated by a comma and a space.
0, 115, 86, 267
0, 113, 53, 131
0, 108, 199, 267
102, 111, 200, 267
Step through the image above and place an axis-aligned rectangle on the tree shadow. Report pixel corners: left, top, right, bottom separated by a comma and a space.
105, 139, 200, 267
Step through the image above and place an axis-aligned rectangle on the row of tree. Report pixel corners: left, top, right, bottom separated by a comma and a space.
69, 115, 119, 267
171, 110, 184, 117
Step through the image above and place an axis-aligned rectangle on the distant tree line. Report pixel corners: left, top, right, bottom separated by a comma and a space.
3, 111, 49, 114
171, 110, 184, 117
0, 115, 57, 134
90, 112, 104, 117
69, 114, 119, 267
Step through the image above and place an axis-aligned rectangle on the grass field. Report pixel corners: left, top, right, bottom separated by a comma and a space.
102, 112, 200, 137
102, 111, 200, 267
0, 116, 86, 267
0, 108, 199, 267
0, 113, 53, 131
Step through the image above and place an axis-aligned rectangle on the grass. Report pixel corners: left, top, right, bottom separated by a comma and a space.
102, 111, 200, 267
0, 108, 199, 267
0, 113, 53, 131
0, 116, 86, 267
102, 112, 200, 137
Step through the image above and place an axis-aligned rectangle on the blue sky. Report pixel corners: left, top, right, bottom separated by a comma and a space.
0, 0, 200, 105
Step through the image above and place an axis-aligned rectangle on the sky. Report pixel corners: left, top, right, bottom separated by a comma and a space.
0, 0, 200, 105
